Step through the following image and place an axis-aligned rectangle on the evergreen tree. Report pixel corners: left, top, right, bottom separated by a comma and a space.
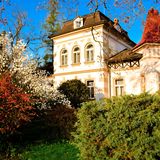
41, 0, 60, 74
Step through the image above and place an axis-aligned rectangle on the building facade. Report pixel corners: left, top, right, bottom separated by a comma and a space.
108, 8, 160, 96
50, 8, 160, 99
50, 11, 135, 100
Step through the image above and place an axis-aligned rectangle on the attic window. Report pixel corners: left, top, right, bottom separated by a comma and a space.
74, 17, 83, 29
76, 21, 81, 28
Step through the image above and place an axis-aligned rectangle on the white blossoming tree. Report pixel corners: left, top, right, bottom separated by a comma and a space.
0, 31, 70, 109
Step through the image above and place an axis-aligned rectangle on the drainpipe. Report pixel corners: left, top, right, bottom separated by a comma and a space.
108, 67, 111, 98
52, 39, 54, 74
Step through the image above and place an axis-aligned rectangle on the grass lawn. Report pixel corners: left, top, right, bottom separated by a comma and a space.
19, 141, 79, 160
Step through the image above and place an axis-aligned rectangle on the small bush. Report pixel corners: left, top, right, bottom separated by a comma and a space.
58, 79, 90, 108
73, 93, 160, 160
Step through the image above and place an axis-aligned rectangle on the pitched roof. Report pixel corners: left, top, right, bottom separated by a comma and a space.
109, 8, 160, 65
136, 8, 160, 47
49, 11, 135, 47
108, 49, 142, 64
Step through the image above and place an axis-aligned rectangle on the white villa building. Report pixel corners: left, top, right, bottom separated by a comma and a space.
49, 8, 160, 100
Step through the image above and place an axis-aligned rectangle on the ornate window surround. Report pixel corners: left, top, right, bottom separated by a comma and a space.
60, 48, 68, 66
85, 43, 94, 62
72, 46, 81, 64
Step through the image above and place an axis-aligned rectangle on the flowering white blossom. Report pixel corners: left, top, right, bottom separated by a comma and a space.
0, 32, 70, 109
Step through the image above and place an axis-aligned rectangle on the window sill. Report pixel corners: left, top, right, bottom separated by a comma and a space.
84, 61, 95, 64
74, 26, 83, 29
89, 97, 95, 100
71, 63, 81, 66
60, 65, 68, 68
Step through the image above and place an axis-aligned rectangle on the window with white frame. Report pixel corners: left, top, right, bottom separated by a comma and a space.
73, 47, 80, 64
75, 21, 81, 28
85, 44, 94, 62
115, 79, 124, 96
87, 80, 94, 99
61, 49, 68, 66
74, 17, 83, 29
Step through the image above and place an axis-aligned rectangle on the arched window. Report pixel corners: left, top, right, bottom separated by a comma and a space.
61, 49, 68, 66
73, 47, 80, 64
85, 44, 94, 62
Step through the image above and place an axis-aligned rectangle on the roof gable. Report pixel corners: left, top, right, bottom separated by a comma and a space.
49, 11, 135, 47
60, 11, 105, 34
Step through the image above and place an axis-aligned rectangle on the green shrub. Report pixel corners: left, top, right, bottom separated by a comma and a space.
42, 105, 77, 139
11, 105, 76, 144
0, 105, 76, 159
58, 79, 90, 108
73, 93, 160, 160
0, 104, 76, 158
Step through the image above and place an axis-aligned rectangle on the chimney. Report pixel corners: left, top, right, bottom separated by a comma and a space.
113, 18, 122, 32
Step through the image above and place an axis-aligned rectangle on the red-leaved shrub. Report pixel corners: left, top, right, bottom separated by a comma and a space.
0, 73, 36, 134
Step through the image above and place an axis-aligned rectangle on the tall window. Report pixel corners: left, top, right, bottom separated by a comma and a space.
61, 49, 68, 66
115, 79, 124, 96
87, 80, 94, 99
73, 47, 80, 64
85, 44, 94, 62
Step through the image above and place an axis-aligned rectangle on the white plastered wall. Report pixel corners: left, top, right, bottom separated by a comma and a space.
53, 71, 108, 100
53, 26, 104, 74
52, 26, 107, 99
52, 25, 135, 99
103, 30, 133, 56
139, 44, 160, 93
110, 44, 160, 96
110, 68, 142, 96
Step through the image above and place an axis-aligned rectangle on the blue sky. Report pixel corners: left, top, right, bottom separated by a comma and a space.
1, 0, 160, 56
58, 0, 159, 43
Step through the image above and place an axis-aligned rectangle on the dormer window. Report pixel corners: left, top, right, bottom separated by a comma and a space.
74, 17, 83, 29
76, 21, 81, 28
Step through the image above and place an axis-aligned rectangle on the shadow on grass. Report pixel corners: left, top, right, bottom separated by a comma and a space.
19, 141, 79, 160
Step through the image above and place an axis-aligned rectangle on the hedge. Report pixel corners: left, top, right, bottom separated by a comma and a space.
73, 93, 160, 160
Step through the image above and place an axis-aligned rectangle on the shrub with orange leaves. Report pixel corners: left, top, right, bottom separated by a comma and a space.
0, 73, 36, 135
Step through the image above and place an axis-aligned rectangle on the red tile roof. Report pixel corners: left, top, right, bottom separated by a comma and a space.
136, 8, 160, 47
